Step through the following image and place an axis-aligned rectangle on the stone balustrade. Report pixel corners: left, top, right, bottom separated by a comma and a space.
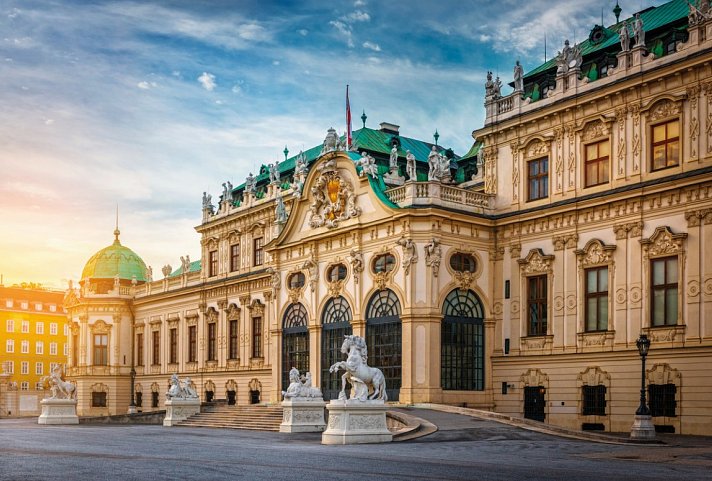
385, 182, 493, 213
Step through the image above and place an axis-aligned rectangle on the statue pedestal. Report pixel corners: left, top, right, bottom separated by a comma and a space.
38, 398, 79, 425
321, 399, 392, 445
630, 414, 656, 440
163, 398, 201, 427
280, 398, 326, 433
383, 171, 405, 186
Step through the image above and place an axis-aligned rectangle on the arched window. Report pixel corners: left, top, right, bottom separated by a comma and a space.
327, 264, 348, 282
449, 253, 477, 273
441, 289, 485, 391
366, 289, 402, 401
320, 296, 353, 400
282, 303, 309, 392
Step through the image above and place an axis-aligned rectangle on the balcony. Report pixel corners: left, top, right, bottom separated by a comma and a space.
384, 182, 494, 214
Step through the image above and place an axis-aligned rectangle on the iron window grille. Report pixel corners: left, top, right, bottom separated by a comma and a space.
649, 383, 677, 417
441, 289, 485, 391
582, 385, 607, 416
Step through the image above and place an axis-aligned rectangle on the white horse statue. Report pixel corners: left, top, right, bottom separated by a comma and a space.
329, 335, 387, 402
40, 364, 75, 400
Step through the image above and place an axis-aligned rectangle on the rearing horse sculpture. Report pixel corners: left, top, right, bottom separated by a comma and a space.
329, 335, 387, 402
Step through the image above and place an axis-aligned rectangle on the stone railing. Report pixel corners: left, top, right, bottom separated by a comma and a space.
384, 182, 493, 213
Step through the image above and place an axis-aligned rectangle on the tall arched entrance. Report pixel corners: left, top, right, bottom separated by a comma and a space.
366, 289, 402, 401
320, 296, 353, 400
282, 303, 309, 392
441, 289, 485, 391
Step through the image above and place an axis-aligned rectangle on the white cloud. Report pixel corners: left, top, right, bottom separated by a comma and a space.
137, 81, 157, 90
354, 0, 367, 6
198, 72, 216, 91
329, 20, 354, 48
43, 118, 54, 125
344, 10, 370, 22
362, 41, 380, 52
8, 8, 20, 19
272, 60, 280, 65
297, 29, 308, 36
231, 84, 242, 94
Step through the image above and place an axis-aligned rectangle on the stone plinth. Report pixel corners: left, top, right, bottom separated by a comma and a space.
38, 398, 79, 425
280, 398, 326, 433
321, 399, 392, 445
163, 398, 200, 427
630, 414, 656, 440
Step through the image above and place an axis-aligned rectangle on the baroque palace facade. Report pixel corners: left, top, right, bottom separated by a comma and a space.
65, 0, 712, 434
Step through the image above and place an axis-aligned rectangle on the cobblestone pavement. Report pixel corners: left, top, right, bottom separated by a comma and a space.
1, 411, 711, 481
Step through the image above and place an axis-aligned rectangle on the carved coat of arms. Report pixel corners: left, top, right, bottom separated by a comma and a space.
308, 168, 360, 229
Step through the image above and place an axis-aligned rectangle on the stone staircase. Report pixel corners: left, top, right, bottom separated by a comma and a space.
177, 403, 283, 431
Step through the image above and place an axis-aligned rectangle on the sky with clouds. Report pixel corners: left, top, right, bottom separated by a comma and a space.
0, 0, 665, 288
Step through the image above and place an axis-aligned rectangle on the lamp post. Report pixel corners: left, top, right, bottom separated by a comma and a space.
630, 334, 655, 439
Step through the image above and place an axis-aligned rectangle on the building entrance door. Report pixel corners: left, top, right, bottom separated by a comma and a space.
524, 386, 546, 421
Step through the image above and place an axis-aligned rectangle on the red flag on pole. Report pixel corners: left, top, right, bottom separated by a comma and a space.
346, 85, 352, 149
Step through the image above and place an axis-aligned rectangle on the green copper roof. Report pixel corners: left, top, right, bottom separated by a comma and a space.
81, 231, 147, 282
524, 0, 689, 80
170, 259, 201, 277
460, 141, 482, 161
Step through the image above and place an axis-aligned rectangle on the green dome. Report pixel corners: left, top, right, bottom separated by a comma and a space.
81, 230, 147, 282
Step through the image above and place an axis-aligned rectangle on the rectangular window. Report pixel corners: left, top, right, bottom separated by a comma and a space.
21, 381, 29, 391
6, 319, 13, 332
21, 340, 29, 354
36, 382, 44, 390
72, 334, 78, 366
93, 334, 108, 366
188, 326, 197, 362
64, 324, 68, 336
4, 361, 13, 374
6, 339, 13, 353
152, 331, 160, 365
35, 303, 42, 311
230, 243, 240, 272
50, 305, 57, 312
136, 333, 143, 366
585, 266, 608, 332
63, 343, 68, 356
649, 383, 677, 417
136, 391, 143, 407
50, 342, 57, 355
209, 250, 218, 277
21, 321, 29, 333
207, 323, 216, 361
253, 237, 264, 266
35, 362, 43, 375
651, 119, 680, 171
252, 316, 263, 358
169, 328, 177, 364
21, 302, 28, 310
36, 322, 44, 334
651, 257, 678, 326
527, 157, 549, 201
527, 275, 548, 336
35, 341, 44, 355
582, 385, 607, 416
151, 391, 159, 408
21, 361, 29, 375
5, 300, 12, 308
91, 392, 107, 408
229, 319, 238, 360
50, 323, 58, 335
585, 140, 609, 187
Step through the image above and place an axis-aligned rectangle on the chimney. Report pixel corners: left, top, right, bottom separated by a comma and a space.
379, 122, 400, 135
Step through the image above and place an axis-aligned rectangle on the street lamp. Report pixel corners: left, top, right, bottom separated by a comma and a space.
630, 334, 655, 440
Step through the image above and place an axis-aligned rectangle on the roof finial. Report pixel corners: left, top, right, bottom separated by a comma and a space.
283, 145, 289, 160
361, 110, 367, 128
613, 0, 622, 23
433, 129, 439, 147
114, 204, 120, 244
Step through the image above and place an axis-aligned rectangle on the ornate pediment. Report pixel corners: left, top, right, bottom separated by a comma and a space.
225, 303, 241, 320
646, 363, 681, 385
517, 248, 555, 274
577, 366, 610, 386
581, 120, 608, 142
520, 368, 549, 387
91, 319, 112, 334
523, 138, 551, 159
248, 300, 265, 316
308, 167, 361, 229
640, 226, 687, 258
575, 239, 616, 267
204, 307, 218, 323
647, 99, 681, 122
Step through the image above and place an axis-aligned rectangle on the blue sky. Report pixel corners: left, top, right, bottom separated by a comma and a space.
0, 0, 664, 286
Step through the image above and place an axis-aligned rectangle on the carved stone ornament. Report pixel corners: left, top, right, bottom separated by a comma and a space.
647, 99, 681, 123
640, 226, 687, 258
91, 319, 112, 334
308, 168, 360, 229
577, 366, 610, 386
327, 279, 345, 298
454, 271, 475, 291
581, 121, 607, 142
575, 239, 616, 267
303, 258, 318, 292
348, 249, 364, 284
613, 221, 643, 239
525, 139, 550, 159
520, 368, 548, 387
204, 307, 218, 323
646, 363, 681, 386
248, 300, 265, 316
225, 303, 240, 320
517, 248, 555, 275
396, 237, 418, 275
373, 271, 390, 291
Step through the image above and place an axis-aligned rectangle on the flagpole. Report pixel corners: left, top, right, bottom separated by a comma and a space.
346, 85, 352, 150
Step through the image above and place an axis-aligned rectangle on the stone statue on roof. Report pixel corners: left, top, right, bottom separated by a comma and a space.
513, 60, 524, 92
428, 146, 440, 181
632, 13, 644, 47
245, 172, 256, 194
389, 144, 398, 170
269, 161, 280, 185
145, 266, 153, 282
295, 151, 308, 177
493, 76, 502, 97
162, 265, 172, 278
275, 194, 287, 224
556, 39, 582, 74
406, 150, 416, 180
321, 127, 341, 154
357, 151, 378, 179
485, 71, 495, 98
619, 21, 630, 52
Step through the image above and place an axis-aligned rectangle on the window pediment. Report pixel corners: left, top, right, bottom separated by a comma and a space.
644, 97, 683, 123
575, 239, 616, 267
640, 226, 687, 258
517, 248, 555, 274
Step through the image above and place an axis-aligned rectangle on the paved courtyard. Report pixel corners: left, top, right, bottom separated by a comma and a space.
1, 409, 711, 481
